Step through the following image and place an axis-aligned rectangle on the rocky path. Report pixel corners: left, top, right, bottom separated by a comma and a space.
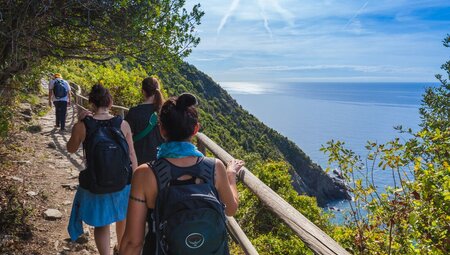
4, 101, 118, 254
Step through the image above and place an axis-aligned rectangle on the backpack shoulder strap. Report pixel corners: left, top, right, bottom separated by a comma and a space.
54, 79, 63, 87
109, 116, 123, 129
148, 159, 172, 255
168, 157, 216, 184
148, 159, 172, 192
83, 116, 99, 137
133, 112, 158, 142
198, 157, 216, 184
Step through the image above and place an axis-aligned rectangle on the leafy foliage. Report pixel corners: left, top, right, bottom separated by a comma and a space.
0, 0, 204, 84
321, 35, 450, 254
0, 62, 48, 140
232, 161, 332, 255
0, 185, 32, 240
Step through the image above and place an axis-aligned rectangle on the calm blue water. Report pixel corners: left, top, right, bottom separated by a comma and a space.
220, 82, 437, 220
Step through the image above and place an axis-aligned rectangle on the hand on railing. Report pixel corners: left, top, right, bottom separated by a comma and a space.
77, 109, 93, 122
227, 159, 245, 183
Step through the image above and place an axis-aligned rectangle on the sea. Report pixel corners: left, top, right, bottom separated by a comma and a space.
220, 81, 438, 222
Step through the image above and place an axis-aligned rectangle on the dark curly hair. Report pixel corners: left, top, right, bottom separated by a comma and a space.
88, 84, 112, 108
159, 93, 198, 141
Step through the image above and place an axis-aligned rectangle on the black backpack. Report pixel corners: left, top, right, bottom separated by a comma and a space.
148, 157, 229, 255
79, 116, 131, 194
53, 79, 68, 99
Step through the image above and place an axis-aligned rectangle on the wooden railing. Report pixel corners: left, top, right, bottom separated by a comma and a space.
69, 83, 351, 255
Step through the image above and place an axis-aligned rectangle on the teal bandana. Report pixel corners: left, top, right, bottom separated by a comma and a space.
157, 141, 204, 159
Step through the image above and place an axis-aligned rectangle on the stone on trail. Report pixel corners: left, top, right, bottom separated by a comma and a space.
9, 176, 24, 183
75, 233, 89, 244
43, 209, 62, 220
19, 103, 32, 116
47, 141, 57, 149
62, 200, 72, 206
79, 249, 90, 255
61, 183, 78, 190
12, 160, 31, 165
26, 191, 38, 196
19, 113, 32, 122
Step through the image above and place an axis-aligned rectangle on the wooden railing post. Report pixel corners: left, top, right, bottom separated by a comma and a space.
226, 217, 259, 255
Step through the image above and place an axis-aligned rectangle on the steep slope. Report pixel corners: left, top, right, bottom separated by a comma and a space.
159, 63, 349, 205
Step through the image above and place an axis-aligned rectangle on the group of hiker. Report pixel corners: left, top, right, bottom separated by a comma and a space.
48, 73, 243, 255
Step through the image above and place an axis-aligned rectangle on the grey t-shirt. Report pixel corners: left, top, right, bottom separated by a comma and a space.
49, 78, 71, 102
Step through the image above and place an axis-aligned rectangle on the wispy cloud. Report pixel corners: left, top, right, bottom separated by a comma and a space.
217, 0, 241, 35
187, 0, 450, 82
232, 64, 431, 74
270, 0, 295, 26
344, 1, 370, 30
258, 0, 273, 38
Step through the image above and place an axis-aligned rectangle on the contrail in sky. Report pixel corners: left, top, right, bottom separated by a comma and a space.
270, 0, 294, 26
344, 1, 370, 29
217, 0, 240, 34
258, 0, 273, 38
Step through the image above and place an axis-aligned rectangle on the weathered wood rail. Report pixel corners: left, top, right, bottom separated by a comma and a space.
69, 82, 351, 255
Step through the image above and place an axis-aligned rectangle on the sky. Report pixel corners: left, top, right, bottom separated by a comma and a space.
184, 0, 450, 83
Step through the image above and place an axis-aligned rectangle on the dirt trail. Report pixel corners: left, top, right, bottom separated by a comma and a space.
2, 101, 118, 254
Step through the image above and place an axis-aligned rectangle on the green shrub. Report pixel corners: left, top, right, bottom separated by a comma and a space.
0, 185, 32, 240
0, 106, 13, 139
321, 35, 450, 255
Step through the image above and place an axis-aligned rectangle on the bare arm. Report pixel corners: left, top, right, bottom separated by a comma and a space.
121, 120, 138, 171
215, 159, 241, 216
67, 122, 86, 153
120, 165, 157, 254
66, 82, 71, 105
48, 89, 53, 107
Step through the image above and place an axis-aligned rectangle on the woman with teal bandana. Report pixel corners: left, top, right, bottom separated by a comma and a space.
120, 93, 243, 255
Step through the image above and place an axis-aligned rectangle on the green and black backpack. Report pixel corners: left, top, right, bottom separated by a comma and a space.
148, 157, 229, 255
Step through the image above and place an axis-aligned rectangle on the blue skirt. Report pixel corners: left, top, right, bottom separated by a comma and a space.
68, 185, 130, 241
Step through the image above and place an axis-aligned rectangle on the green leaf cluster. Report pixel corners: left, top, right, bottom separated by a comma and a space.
0, 0, 204, 84
321, 35, 450, 254
231, 161, 332, 255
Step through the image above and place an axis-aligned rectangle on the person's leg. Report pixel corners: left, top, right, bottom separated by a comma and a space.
115, 219, 126, 250
60, 101, 68, 130
94, 225, 111, 255
53, 101, 59, 128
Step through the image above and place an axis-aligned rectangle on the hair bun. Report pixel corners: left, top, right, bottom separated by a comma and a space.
91, 84, 102, 93
176, 93, 197, 110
